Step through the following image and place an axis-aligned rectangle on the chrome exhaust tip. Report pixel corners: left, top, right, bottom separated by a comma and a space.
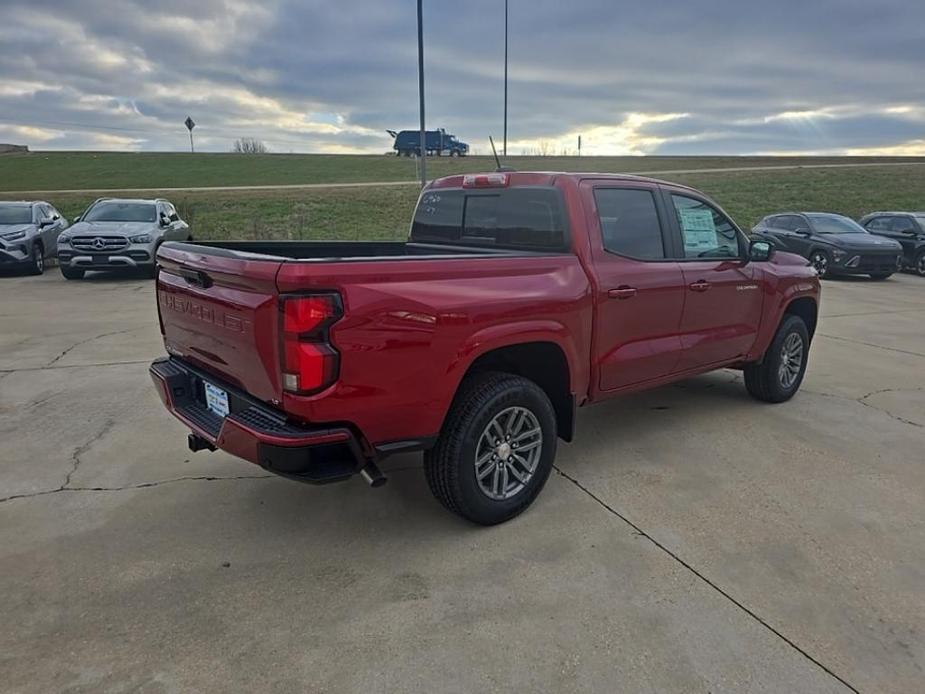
359, 462, 387, 488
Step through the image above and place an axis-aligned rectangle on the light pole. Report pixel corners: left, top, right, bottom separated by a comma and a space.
503, 0, 508, 157
417, 0, 426, 188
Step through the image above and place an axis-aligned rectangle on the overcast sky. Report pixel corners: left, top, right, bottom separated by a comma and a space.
1, 0, 924, 155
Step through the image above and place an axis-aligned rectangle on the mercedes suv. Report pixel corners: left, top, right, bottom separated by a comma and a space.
57, 198, 191, 279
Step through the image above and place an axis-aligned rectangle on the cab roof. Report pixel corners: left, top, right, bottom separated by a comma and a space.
428, 171, 703, 195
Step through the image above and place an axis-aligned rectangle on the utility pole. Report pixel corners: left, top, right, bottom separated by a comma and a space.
417, 0, 426, 188
503, 0, 509, 157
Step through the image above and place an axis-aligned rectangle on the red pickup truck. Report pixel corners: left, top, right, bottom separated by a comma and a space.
150, 172, 820, 525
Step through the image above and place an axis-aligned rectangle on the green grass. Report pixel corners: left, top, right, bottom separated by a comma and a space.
2, 151, 925, 191
43, 165, 925, 242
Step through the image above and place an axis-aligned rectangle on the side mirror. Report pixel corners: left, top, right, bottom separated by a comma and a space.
159, 214, 170, 227
73, 216, 81, 223
38, 218, 53, 228
749, 239, 774, 262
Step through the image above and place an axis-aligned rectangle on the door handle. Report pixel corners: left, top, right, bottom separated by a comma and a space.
689, 280, 711, 292
608, 286, 637, 300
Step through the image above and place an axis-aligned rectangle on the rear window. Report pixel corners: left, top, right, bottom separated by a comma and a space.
411, 187, 568, 251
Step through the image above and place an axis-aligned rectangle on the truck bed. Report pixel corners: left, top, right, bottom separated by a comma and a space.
154, 238, 591, 446
168, 240, 540, 262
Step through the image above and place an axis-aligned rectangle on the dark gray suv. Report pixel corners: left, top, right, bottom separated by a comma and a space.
752, 212, 902, 279
0, 200, 68, 275
858, 212, 925, 276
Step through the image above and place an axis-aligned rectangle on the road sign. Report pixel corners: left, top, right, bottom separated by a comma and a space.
185, 116, 196, 153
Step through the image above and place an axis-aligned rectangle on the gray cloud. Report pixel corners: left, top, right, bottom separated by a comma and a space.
0, 0, 923, 154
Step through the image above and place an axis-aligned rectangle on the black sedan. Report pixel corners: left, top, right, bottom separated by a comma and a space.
751, 212, 903, 279
858, 212, 925, 277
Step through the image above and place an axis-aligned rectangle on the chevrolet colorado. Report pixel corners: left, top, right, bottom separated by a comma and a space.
150, 172, 820, 525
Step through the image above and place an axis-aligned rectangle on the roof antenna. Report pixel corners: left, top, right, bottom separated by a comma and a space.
489, 135, 516, 173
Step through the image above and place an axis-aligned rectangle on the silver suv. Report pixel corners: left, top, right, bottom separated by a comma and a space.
57, 198, 190, 279
0, 200, 68, 275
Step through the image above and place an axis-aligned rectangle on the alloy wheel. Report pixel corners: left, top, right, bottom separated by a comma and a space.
778, 332, 804, 389
474, 406, 543, 501
810, 252, 828, 277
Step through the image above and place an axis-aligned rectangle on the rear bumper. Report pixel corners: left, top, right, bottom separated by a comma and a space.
149, 357, 369, 484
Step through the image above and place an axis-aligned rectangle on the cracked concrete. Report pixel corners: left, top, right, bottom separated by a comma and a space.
1, 271, 924, 693
45, 327, 145, 368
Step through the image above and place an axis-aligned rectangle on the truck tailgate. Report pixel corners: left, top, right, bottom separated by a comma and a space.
156, 244, 284, 404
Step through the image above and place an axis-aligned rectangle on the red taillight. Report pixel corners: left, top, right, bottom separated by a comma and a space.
280, 294, 342, 394
462, 173, 509, 188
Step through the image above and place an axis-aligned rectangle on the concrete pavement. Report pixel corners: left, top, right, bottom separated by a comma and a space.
1, 269, 923, 693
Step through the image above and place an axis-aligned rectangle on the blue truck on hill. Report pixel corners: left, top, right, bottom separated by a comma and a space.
388, 129, 469, 157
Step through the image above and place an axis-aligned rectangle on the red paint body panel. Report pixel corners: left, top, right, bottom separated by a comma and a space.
157, 247, 284, 402
676, 260, 764, 370
153, 172, 820, 456
275, 254, 593, 443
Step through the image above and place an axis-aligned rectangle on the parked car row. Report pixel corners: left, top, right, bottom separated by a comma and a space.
751, 211, 925, 279
0, 198, 190, 279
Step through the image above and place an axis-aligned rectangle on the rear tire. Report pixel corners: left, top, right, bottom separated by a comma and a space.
744, 315, 810, 403
424, 372, 557, 525
28, 242, 45, 275
60, 266, 84, 280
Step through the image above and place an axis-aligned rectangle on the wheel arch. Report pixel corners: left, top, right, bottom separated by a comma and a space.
452, 339, 576, 443
784, 296, 818, 340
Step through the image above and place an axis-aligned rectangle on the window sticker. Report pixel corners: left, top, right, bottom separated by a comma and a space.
679, 208, 717, 252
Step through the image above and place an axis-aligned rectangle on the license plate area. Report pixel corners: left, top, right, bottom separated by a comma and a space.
203, 381, 230, 418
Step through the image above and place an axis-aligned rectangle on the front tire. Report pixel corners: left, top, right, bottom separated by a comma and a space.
424, 372, 557, 525
60, 266, 84, 280
808, 250, 830, 278
744, 315, 810, 403
28, 242, 45, 275
913, 251, 925, 277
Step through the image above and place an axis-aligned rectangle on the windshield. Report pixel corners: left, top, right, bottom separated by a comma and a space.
915, 216, 925, 230
84, 202, 156, 223
807, 214, 867, 234
0, 205, 32, 225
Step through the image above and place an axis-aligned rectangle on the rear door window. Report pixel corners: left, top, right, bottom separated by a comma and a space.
776, 215, 802, 231
411, 187, 567, 251
890, 216, 917, 233
593, 188, 665, 260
